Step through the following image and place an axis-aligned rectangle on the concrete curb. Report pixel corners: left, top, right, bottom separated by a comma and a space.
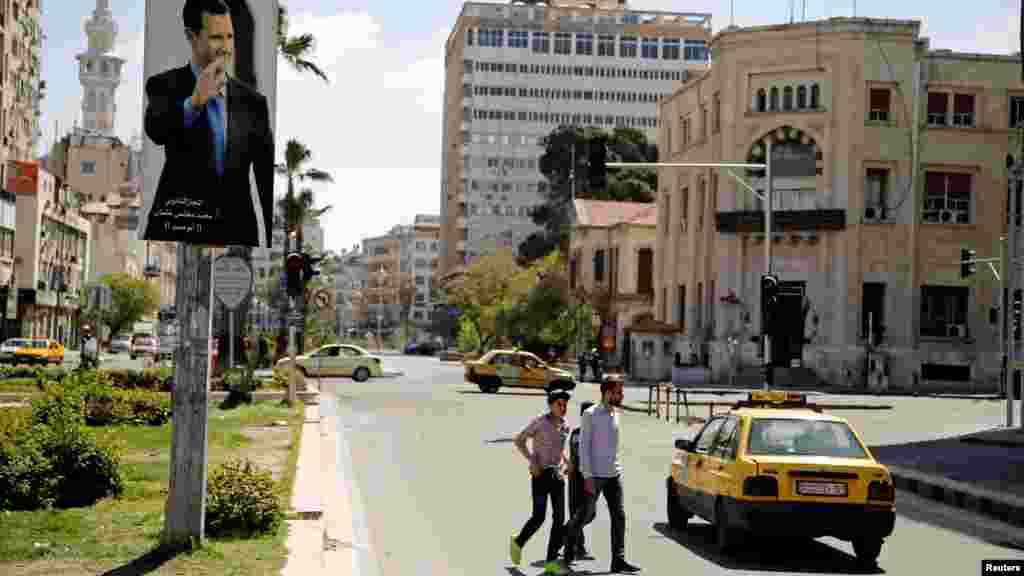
887, 464, 1024, 528
282, 404, 328, 575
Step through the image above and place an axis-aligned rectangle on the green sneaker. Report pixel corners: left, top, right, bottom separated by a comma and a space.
544, 560, 568, 574
510, 536, 522, 566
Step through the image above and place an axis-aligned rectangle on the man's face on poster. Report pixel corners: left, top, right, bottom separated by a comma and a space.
188, 12, 235, 74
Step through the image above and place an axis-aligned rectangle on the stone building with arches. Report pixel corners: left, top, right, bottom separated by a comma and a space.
654, 16, 1024, 393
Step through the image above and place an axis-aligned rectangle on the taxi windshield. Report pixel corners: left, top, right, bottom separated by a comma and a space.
747, 418, 868, 459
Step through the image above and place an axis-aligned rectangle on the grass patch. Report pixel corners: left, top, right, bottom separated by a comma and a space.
0, 401, 305, 575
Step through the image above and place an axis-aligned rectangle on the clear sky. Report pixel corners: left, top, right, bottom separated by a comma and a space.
40, 0, 1020, 255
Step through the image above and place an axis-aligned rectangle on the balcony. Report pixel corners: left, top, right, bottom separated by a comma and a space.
461, 121, 471, 131
456, 240, 467, 252
456, 217, 468, 229
456, 190, 466, 204
715, 187, 846, 233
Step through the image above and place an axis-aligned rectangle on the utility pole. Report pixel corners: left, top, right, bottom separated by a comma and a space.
764, 139, 774, 390
162, 245, 214, 550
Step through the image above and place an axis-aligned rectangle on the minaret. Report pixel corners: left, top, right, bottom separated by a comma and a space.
76, 0, 125, 136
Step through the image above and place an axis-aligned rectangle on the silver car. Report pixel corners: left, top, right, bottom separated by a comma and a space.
110, 335, 132, 354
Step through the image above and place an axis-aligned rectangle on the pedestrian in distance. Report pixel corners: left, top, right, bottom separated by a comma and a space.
567, 400, 595, 561
563, 376, 641, 573
511, 388, 573, 575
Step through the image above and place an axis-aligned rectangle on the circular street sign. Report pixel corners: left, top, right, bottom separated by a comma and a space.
213, 256, 253, 310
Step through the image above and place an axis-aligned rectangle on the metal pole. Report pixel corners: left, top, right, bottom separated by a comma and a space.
1011, 165, 1018, 428
228, 310, 234, 370
763, 139, 774, 390
1000, 236, 1009, 426
288, 297, 298, 405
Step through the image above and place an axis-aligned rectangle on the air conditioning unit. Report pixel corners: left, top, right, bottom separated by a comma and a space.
946, 323, 966, 338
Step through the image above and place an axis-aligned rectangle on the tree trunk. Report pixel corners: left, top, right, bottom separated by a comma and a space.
274, 177, 294, 363
296, 223, 306, 354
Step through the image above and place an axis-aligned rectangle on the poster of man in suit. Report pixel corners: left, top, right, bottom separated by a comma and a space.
140, 0, 274, 247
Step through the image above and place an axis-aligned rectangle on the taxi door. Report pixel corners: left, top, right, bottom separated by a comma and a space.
337, 346, 365, 376
705, 416, 742, 501
314, 346, 343, 376
519, 354, 548, 389
687, 416, 726, 518
494, 353, 521, 387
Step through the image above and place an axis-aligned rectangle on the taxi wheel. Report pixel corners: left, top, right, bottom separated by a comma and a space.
478, 378, 500, 393
852, 537, 882, 566
665, 477, 689, 530
353, 367, 370, 382
714, 499, 740, 553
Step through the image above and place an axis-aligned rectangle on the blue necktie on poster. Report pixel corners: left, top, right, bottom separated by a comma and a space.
208, 96, 225, 178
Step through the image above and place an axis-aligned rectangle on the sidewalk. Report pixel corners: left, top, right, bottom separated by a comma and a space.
872, 428, 1024, 528
281, 381, 357, 576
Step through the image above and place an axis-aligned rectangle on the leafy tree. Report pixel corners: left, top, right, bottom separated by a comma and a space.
519, 126, 658, 262
92, 273, 160, 338
439, 249, 533, 351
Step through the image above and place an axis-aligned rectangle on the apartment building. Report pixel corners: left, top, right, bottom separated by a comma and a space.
440, 0, 712, 276
0, 0, 45, 181
9, 161, 89, 344
403, 215, 441, 326
334, 247, 367, 336
361, 233, 401, 330
656, 16, 1024, 393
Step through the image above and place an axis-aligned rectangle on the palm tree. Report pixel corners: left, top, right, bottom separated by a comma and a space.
277, 4, 329, 82
223, 3, 329, 369
274, 139, 333, 359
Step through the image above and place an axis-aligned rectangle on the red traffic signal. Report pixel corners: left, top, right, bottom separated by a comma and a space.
286, 252, 305, 298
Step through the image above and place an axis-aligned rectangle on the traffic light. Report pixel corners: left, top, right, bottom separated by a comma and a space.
761, 274, 779, 329
1014, 289, 1023, 341
587, 136, 608, 191
303, 254, 323, 288
960, 248, 977, 279
286, 252, 305, 298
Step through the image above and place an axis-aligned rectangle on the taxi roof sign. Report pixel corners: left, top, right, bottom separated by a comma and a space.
749, 391, 806, 404
734, 391, 821, 411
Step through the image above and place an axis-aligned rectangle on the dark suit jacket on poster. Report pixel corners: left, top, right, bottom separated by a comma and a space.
143, 63, 274, 247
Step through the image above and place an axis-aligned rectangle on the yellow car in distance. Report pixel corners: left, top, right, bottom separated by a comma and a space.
464, 349, 576, 393
275, 344, 383, 382
0, 338, 65, 365
666, 391, 895, 567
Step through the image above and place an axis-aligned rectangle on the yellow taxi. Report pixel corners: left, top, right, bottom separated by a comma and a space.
0, 338, 65, 365
666, 391, 895, 567
464, 349, 576, 393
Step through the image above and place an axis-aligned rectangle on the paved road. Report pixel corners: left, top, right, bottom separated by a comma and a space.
319, 356, 1023, 576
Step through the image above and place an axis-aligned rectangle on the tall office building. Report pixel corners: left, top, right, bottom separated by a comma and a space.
440, 0, 712, 275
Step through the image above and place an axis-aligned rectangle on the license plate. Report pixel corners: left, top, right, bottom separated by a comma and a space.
796, 481, 847, 497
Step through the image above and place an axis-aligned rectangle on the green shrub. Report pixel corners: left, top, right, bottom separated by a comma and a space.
0, 399, 123, 511
38, 420, 123, 508
205, 458, 284, 537
111, 389, 171, 426
30, 383, 86, 428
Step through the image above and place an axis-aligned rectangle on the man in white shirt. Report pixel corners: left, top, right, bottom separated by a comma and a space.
563, 377, 640, 573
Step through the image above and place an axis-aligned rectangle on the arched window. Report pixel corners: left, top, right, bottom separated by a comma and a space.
756, 88, 766, 112
797, 85, 807, 108
810, 83, 820, 109
769, 87, 779, 110
783, 86, 793, 110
